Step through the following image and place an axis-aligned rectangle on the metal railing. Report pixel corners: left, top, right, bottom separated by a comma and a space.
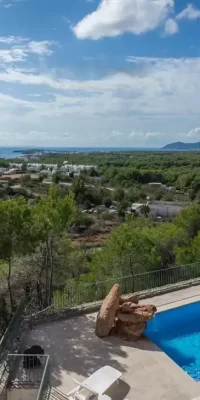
6, 354, 50, 400
0, 301, 26, 397
37, 355, 51, 400
52, 263, 200, 310
0, 301, 25, 363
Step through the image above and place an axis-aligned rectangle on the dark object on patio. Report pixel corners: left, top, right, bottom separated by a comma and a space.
23, 345, 44, 369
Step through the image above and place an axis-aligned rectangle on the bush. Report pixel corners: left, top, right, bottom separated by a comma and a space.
83, 199, 92, 210
101, 211, 116, 221
139, 191, 147, 200
164, 193, 173, 201
188, 189, 196, 201
155, 190, 163, 201
113, 188, 125, 202
103, 197, 112, 208
52, 173, 61, 184
74, 214, 93, 228
126, 188, 139, 203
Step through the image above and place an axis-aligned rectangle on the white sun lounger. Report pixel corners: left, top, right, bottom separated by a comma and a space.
67, 365, 122, 400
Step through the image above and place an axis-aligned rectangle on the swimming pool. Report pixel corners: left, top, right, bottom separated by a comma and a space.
145, 301, 200, 381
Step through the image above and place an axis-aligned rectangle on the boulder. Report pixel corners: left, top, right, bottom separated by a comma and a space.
119, 302, 139, 313
116, 311, 144, 323
116, 304, 156, 324
137, 304, 157, 320
119, 294, 138, 305
95, 284, 120, 337
111, 320, 146, 340
95, 284, 156, 341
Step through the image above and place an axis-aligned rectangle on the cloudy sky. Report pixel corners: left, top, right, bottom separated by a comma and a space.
1, 0, 200, 147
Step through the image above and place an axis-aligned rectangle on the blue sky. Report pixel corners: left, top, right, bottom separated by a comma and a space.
1, 0, 200, 147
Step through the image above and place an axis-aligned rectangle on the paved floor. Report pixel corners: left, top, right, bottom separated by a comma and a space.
140, 284, 200, 311
24, 286, 200, 400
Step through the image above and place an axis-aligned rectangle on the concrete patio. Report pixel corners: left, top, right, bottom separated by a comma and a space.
24, 286, 200, 400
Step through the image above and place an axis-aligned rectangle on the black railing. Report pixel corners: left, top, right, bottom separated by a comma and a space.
0, 301, 28, 398
52, 263, 200, 310
0, 301, 25, 364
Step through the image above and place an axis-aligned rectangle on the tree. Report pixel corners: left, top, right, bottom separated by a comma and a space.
89, 168, 99, 177
0, 197, 35, 310
72, 177, 85, 198
33, 185, 76, 306
113, 188, 125, 202
175, 203, 200, 240
188, 189, 196, 201
103, 197, 112, 208
192, 176, 200, 193
52, 173, 61, 184
175, 231, 200, 265
21, 162, 27, 173
90, 219, 155, 282
117, 200, 128, 218
139, 191, 147, 200
0, 295, 9, 333
117, 203, 125, 218
149, 223, 186, 269
56, 236, 88, 283
126, 188, 139, 203
83, 199, 91, 210
155, 189, 163, 201
164, 193, 173, 202
140, 204, 151, 217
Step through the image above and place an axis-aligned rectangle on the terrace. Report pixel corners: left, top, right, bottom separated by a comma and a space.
23, 287, 200, 400
2, 265, 200, 400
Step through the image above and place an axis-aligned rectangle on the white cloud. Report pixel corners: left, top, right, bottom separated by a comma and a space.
1, 56, 200, 146
164, 18, 179, 35
0, 36, 28, 44
0, 48, 26, 63
0, 92, 32, 106
73, 0, 174, 39
4, 4, 13, 8
29, 130, 48, 136
176, 3, 200, 21
26, 41, 54, 56
0, 57, 200, 117
28, 93, 41, 97
0, 40, 55, 64
187, 127, 200, 137
129, 131, 162, 140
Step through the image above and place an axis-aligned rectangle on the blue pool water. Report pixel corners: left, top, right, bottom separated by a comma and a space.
145, 301, 200, 381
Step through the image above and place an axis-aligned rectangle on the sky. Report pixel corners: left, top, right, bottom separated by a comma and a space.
1, 0, 200, 147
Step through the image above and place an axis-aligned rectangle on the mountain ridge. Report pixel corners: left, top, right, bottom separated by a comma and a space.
162, 141, 200, 150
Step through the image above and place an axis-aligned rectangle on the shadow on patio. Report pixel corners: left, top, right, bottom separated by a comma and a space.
23, 313, 177, 400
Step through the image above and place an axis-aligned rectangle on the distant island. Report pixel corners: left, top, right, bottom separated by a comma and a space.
162, 141, 200, 150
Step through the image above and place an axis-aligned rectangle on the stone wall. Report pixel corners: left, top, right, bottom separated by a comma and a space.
28, 277, 200, 327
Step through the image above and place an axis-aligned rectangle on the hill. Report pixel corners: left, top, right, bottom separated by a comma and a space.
162, 142, 200, 150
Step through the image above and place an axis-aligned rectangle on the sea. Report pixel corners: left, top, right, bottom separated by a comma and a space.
0, 146, 158, 159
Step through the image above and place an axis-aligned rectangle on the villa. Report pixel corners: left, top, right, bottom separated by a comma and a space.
2, 267, 200, 400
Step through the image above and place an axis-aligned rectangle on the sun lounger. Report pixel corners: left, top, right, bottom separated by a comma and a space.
67, 366, 122, 400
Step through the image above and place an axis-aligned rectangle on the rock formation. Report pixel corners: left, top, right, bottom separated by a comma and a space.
95, 284, 120, 337
119, 294, 139, 305
95, 285, 156, 340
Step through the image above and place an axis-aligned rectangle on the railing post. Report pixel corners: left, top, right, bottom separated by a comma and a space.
132, 274, 135, 293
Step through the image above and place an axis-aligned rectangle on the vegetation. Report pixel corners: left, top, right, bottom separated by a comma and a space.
37, 150, 200, 194
2, 151, 200, 331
